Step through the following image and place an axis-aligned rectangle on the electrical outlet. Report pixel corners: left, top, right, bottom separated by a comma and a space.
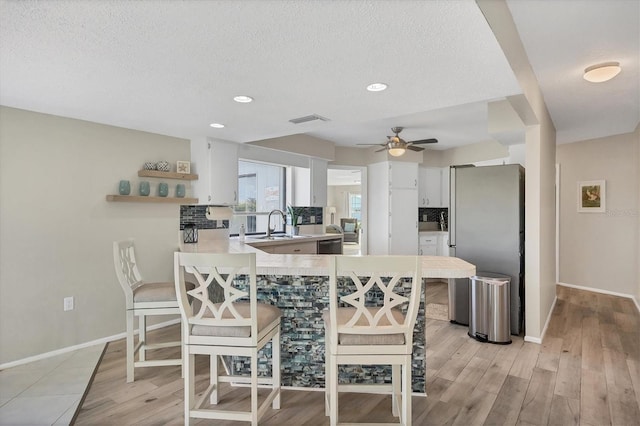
423, 214, 428, 222
64, 296, 74, 311
310, 216, 316, 224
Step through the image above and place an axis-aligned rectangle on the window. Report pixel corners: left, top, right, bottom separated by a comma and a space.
349, 193, 361, 221
231, 160, 286, 234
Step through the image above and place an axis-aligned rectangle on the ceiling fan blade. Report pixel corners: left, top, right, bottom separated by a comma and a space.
408, 138, 438, 144
407, 145, 425, 152
356, 143, 385, 146
374, 147, 387, 152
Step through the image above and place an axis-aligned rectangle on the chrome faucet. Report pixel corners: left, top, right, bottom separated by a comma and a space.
267, 209, 286, 237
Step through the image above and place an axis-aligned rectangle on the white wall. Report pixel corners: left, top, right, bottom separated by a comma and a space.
0, 107, 190, 364
557, 131, 639, 296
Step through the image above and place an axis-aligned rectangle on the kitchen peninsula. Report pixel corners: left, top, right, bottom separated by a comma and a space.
180, 236, 475, 392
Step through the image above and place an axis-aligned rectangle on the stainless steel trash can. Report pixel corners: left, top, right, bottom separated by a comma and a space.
468, 273, 511, 344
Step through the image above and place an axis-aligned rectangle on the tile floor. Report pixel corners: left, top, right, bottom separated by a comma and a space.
0, 344, 105, 425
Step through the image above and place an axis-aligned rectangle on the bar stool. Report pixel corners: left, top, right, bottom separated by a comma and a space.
112, 239, 184, 382
324, 255, 422, 426
174, 252, 281, 425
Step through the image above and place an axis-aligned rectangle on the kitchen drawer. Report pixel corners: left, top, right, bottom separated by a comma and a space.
419, 235, 437, 245
268, 241, 317, 255
419, 245, 437, 256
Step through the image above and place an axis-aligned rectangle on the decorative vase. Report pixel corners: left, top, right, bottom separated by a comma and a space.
156, 161, 170, 172
139, 181, 150, 196
118, 180, 131, 195
158, 182, 169, 197
143, 162, 156, 170
176, 184, 185, 198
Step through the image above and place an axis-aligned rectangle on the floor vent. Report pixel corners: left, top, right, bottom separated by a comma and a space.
289, 114, 330, 124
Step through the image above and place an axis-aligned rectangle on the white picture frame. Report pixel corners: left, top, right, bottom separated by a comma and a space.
577, 180, 606, 213
176, 160, 191, 174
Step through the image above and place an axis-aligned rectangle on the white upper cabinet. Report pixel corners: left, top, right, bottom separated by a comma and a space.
309, 158, 327, 207
290, 158, 328, 207
389, 161, 418, 188
419, 167, 442, 207
191, 138, 238, 205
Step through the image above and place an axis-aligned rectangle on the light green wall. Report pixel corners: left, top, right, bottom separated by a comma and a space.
0, 107, 190, 364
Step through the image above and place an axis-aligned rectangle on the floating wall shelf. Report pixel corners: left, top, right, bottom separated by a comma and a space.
106, 195, 198, 204
137, 170, 199, 180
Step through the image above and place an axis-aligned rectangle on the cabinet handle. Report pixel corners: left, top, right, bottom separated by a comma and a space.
234, 190, 237, 202
294, 249, 301, 252
414, 179, 417, 187
426, 198, 430, 206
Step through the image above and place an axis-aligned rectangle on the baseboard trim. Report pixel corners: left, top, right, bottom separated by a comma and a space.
524, 335, 542, 344
557, 282, 640, 313
0, 318, 180, 370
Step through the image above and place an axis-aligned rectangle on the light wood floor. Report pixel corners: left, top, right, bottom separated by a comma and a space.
75, 285, 640, 425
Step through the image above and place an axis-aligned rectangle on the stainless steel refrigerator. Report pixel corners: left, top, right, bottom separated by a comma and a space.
448, 164, 525, 335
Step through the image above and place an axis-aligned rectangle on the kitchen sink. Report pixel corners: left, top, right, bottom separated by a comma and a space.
249, 234, 308, 240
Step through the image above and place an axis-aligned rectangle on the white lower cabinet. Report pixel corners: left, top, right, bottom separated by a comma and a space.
419, 232, 450, 256
419, 234, 438, 256
260, 241, 317, 254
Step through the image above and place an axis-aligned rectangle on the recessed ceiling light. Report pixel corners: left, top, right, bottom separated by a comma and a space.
366, 83, 388, 92
583, 62, 621, 83
209, 123, 225, 128
233, 95, 254, 103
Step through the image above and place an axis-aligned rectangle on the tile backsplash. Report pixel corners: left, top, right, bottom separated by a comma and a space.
179, 205, 228, 230
179, 205, 322, 231
419, 207, 448, 228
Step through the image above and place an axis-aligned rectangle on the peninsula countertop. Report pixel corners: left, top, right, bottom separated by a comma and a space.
179, 235, 475, 278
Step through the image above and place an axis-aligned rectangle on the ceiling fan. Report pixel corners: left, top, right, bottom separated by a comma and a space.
358, 127, 438, 156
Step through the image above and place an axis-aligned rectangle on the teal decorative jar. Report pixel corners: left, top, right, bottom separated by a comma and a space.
176, 184, 185, 198
118, 180, 131, 195
158, 182, 169, 197
139, 181, 150, 196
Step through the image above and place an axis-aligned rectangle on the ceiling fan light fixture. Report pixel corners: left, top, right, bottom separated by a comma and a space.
366, 82, 388, 92
583, 62, 621, 83
388, 147, 406, 157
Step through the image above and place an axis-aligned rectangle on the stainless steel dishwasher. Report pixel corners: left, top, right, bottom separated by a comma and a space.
317, 238, 342, 254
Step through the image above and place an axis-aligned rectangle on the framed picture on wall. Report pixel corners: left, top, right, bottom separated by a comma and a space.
577, 180, 606, 213
176, 161, 191, 174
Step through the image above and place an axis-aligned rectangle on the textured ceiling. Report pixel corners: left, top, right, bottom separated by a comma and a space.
0, 1, 637, 151
0, 0, 520, 150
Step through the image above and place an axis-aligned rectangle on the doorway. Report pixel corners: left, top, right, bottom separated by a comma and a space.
327, 166, 367, 255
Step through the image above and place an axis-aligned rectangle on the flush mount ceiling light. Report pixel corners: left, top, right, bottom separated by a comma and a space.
366, 82, 388, 92
583, 62, 621, 83
233, 95, 254, 103
209, 123, 225, 128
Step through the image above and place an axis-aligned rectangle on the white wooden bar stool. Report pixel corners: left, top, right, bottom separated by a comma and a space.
174, 252, 281, 426
324, 255, 422, 426
113, 239, 184, 383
